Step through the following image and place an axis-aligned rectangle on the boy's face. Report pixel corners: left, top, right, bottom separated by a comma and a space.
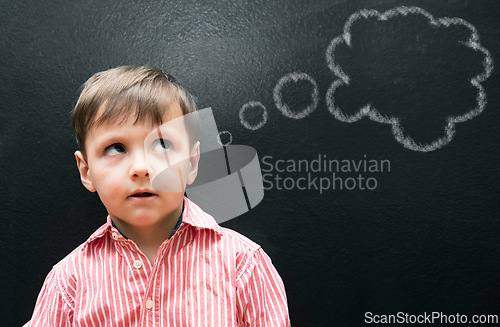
74, 103, 199, 229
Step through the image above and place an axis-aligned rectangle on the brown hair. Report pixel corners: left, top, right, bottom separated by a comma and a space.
71, 65, 198, 158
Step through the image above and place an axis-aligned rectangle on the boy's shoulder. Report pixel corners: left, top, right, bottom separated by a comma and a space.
184, 199, 268, 279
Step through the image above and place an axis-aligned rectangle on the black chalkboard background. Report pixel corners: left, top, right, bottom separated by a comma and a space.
1, 0, 499, 326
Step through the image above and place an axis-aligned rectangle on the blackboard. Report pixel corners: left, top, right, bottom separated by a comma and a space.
1, 0, 499, 326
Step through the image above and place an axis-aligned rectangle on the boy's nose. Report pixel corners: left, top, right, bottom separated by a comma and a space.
129, 152, 151, 178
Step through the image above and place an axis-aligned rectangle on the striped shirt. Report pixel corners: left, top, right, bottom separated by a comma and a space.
25, 198, 290, 326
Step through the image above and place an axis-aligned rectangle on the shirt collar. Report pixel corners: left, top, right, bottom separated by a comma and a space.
182, 196, 223, 235
85, 197, 222, 244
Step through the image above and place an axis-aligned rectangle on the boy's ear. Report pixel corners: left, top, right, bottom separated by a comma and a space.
187, 141, 200, 185
74, 151, 96, 192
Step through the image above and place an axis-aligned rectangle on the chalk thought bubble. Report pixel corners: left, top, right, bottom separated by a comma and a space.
326, 6, 493, 152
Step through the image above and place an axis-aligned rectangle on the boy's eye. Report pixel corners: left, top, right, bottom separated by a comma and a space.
152, 139, 172, 152
104, 144, 126, 156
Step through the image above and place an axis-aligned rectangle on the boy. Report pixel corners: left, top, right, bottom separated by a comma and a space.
26, 66, 290, 326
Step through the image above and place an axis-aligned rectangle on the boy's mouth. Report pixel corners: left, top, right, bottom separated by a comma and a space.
129, 190, 158, 198
130, 192, 156, 197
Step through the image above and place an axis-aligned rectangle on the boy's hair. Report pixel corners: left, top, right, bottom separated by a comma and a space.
71, 65, 198, 158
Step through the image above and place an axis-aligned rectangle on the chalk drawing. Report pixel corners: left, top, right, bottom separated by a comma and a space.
239, 101, 268, 130
217, 130, 233, 146
325, 6, 493, 152
273, 72, 319, 120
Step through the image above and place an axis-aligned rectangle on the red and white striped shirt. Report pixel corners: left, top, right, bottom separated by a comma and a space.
25, 198, 290, 326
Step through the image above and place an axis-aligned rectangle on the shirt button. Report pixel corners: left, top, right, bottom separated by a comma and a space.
133, 260, 142, 269
111, 232, 119, 240
145, 299, 154, 309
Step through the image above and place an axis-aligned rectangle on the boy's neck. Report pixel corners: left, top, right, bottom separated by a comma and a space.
111, 204, 183, 264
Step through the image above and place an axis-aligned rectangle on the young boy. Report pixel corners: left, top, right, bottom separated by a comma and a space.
26, 66, 290, 326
